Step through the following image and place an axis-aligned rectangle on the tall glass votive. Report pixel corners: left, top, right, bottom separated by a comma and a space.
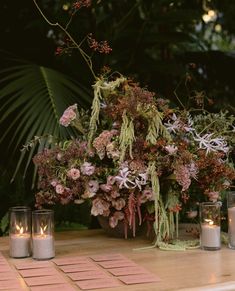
227, 191, 235, 249
200, 202, 221, 251
9, 206, 31, 258
32, 209, 55, 260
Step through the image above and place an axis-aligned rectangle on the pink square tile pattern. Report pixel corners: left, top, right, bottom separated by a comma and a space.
19, 267, 59, 278
14, 261, 52, 270
118, 273, 161, 284
98, 259, 137, 269
24, 275, 67, 287
76, 278, 121, 290
90, 254, 126, 262
30, 283, 76, 291
108, 266, 149, 276
68, 270, 108, 281
53, 257, 89, 266
59, 263, 99, 273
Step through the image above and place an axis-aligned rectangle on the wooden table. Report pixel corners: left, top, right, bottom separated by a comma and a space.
1, 228, 235, 291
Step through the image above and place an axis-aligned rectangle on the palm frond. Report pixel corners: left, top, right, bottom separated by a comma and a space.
0, 63, 92, 183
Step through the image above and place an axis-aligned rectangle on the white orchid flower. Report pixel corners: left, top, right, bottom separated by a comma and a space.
135, 173, 148, 190
194, 132, 229, 154
115, 167, 136, 189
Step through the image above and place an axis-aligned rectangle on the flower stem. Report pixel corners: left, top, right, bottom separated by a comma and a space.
32, 0, 97, 80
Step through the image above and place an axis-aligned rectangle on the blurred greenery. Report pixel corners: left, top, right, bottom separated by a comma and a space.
0, 0, 234, 230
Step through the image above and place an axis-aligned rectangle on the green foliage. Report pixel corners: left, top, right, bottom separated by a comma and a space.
0, 61, 92, 183
0, 212, 9, 235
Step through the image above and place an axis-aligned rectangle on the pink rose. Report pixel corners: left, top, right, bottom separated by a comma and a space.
100, 184, 112, 192
59, 104, 77, 127
67, 168, 80, 180
91, 198, 110, 216
51, 179, 58, 187
112, 198, 125, 210
55, 184, 64, 194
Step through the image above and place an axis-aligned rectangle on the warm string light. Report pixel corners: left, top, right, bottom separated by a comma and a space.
202, 9, 217, 23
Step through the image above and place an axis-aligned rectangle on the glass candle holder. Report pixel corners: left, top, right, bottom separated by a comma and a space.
32, 209, 55, 260
9, 206, 31, 258
200, 202, 221, 251
227, 191, 235, 249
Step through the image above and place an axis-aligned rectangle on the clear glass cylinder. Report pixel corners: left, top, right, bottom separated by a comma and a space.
32, 209, 55, 260
9, 206, 31, 258
200, 202, 221, 251
227, 191, 235, 249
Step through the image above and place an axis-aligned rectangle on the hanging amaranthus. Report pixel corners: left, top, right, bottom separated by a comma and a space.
88, 77, 126, 146
119, 110, 135, 162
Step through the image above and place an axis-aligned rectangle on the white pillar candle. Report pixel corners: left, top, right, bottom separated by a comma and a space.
201, 224, 221, 249
32, 234, 55, 260
228, 207, 235, 248
10, 234, 30, 258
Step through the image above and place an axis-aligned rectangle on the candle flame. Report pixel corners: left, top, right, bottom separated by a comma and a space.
205, 219, 214, 225
16, 224, 24, 234
40, 225, 47, 235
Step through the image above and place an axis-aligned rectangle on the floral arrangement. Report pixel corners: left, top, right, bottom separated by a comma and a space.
33, 76, 235, 244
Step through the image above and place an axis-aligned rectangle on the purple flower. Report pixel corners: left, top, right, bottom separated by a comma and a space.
80, 162, 95, 176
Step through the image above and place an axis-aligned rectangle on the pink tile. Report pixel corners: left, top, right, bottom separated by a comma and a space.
0, 272, 18, 281
108, 266, 148, 276
14, 261, 52, 270
76, 278, 121, 290
53, 256, 89, 266
98, 260, 137, 269
24, 275, 66, 286
118, 273, 161, 284
60, 263, 99, 273
0, 280, 22, 290
90, 254, 126, 262
30, 283, 76, 291
19, 267, 59, 278
68, 270, 108, 281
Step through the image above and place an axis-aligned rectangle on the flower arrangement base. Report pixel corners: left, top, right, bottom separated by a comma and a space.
97, 216, 144, 238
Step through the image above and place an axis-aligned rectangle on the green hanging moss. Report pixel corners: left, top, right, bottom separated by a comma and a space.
88, 77, 126, 147
138, 104, 171, 144
148, 161, 160, 241
119, 110, 135, 161
146, 110, 171, 144
88, 79, 103, 147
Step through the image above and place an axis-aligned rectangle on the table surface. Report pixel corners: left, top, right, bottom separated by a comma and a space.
1, 228, 235, 291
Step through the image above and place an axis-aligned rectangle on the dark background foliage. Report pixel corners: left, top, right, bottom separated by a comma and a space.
0, 0, 234, 231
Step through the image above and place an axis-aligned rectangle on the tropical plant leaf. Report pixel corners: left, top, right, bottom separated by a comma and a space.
0, 62, 92, 184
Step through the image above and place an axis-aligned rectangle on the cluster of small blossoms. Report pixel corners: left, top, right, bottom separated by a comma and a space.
59, 104, 77, 126
87, 34, 112, 54
90, 165, 154, 229
73, 0, 91, 10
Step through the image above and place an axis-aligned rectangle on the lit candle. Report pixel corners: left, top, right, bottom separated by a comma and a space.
32, 225, 55, 260
228, 207, 235, 248
10, 225, 31, 258
201, 219, 221, 250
